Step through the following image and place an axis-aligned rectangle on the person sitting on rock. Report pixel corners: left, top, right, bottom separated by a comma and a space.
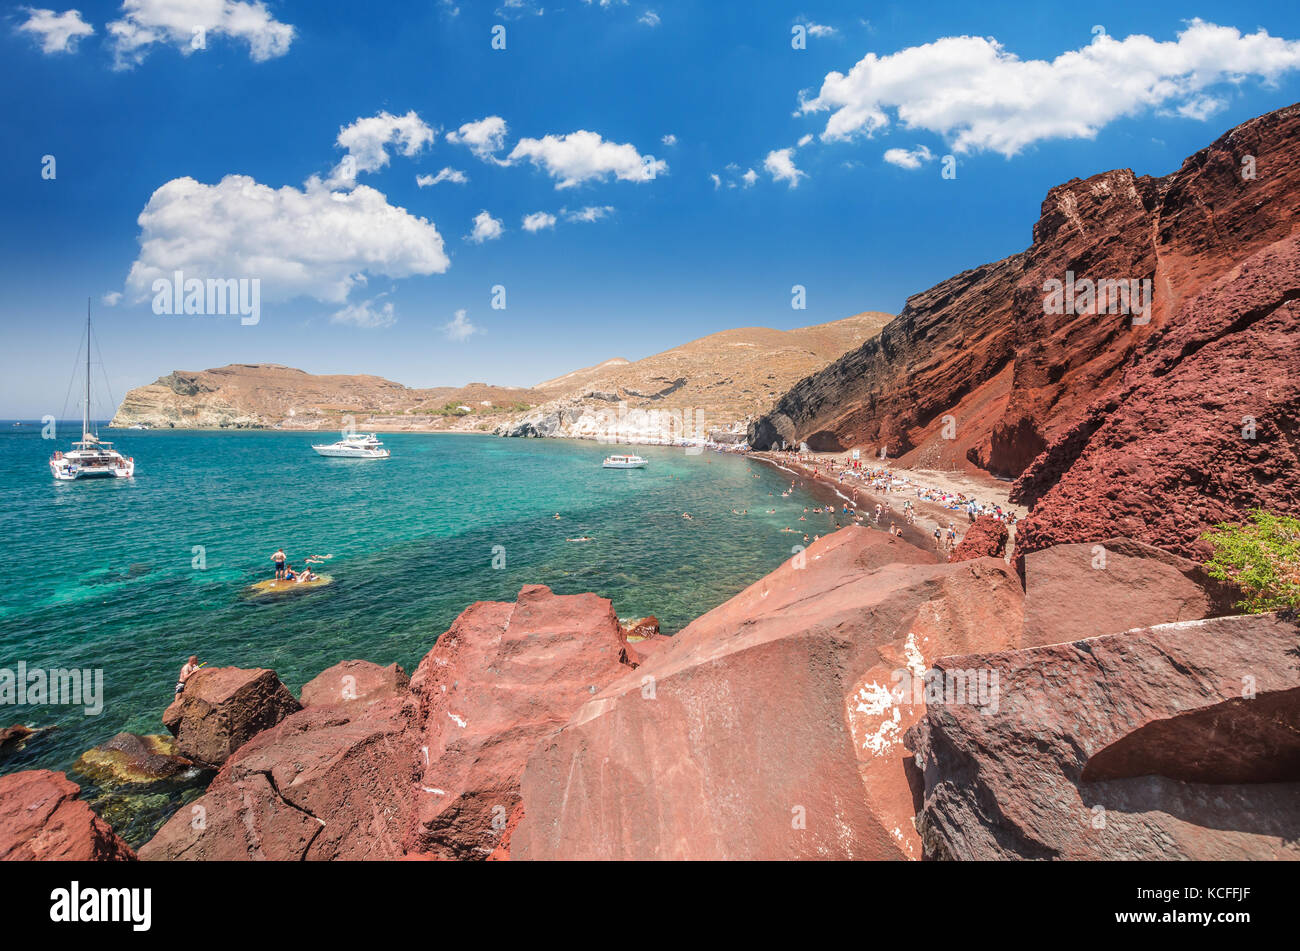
297, 566, 315, 583
283, 564, 297, 582
175, 656, 201, 695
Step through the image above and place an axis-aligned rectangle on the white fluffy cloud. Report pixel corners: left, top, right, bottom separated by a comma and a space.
741, 168, 758, 187
331, 296, 395, 328
416, 167, 468, 187
563, 205, 613, 222
805, 22, 835, 38
446, 116, 508, 159
639, 11, 660, 27
443, 308, 478, 341
764, 148, 805, 188
882, 144, 934, 169
467, 210, 504, 243
327, 111, 435, 187
125, 175, 449, 304
108, 0, 295, 68
506, 130, 666, 188
661, 133, 677, 146
101, 291, 123, 306
800, 20, 1300, 157
15, 7, 94, 53
522, 211, 557, 232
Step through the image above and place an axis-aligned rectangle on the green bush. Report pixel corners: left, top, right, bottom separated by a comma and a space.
1200, 509, 1300, 613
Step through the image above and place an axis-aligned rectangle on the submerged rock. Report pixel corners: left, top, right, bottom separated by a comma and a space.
74, 732, 197, 787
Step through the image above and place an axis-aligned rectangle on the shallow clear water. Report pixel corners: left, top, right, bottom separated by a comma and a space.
0, 426, 833, 793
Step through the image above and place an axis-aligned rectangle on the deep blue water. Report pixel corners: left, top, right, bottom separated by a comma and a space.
0, 426, 831, 792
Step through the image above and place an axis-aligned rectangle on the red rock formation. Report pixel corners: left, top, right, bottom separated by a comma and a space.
300, 660, 410, 707
1012, 234, 1300, 562
511, 528, 1051, 860
140, 587, 637, 861
404, 585, 632, 859
140, 698, 418, 861
907, 613, 1300, 860
948, 515, 1009, 562
1023, 538, 1233, 642
751, 103, 1300, 482
162, 667, 301, 767
0, 770, 135, 861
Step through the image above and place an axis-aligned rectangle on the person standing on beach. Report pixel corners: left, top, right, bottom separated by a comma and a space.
272, 547, 287, 580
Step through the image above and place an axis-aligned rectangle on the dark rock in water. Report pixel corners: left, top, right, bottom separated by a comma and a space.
0, 724, 37, 756
73, 733, 197, 787
907, 612, 1300, 860
948, 515, 1008, 563
0, 769, 135, 861
1022, 537, 1234, 643
162, 666, 301, 767
300, 660, 410, 707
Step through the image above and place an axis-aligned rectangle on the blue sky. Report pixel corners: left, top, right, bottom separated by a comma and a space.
3, 0, 1300, 416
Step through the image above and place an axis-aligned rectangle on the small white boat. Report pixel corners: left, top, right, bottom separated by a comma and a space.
312, 433, 391, 459
602, 453, 647, 469
50, 303, 135, 481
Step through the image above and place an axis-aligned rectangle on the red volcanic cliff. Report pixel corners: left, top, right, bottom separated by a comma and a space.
750, 103, 1300, 481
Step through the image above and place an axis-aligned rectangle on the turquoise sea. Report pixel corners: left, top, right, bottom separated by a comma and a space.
0, 424, 834, 841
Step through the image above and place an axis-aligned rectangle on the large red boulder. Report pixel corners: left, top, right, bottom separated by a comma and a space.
141, 697, 418, 861
0, 770, 135, 861
1023, 538, 1233, 643
949, 515, 1008, 562
300, 660, 410, 707
404, 585, 632, 859
162, 667, 302, 767
908, 613, 1300, 860
512, 528, 1051, 860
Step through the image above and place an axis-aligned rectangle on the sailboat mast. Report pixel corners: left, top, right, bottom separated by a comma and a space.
84, 298, 91, 441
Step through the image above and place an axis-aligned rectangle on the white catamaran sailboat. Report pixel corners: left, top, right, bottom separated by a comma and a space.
50, 302, 135, 481
311, 432, 391, 459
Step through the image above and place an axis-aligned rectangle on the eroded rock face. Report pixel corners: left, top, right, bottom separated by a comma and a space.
750, 103, 1300, 481
1023, 538, 1233, 643
0, 770, 135, 861
404, 585, 633, 859
300, 660, 410, 707
949, 515, 1009, 563
512, 528, 1052, 860
162, 667, 301, 767
1012, 234, 1300, 562
908, 613, 1300, 860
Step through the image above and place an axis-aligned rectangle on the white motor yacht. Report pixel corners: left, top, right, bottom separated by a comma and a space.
312, 432, 391, 458
602, 453, 647, 469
